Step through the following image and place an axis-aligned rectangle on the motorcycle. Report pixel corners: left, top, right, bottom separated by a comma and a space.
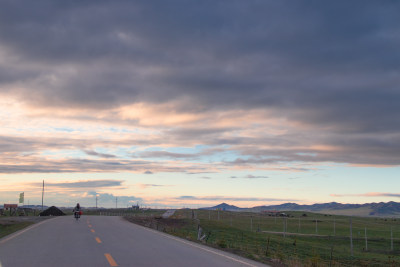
74, 210, 82, 220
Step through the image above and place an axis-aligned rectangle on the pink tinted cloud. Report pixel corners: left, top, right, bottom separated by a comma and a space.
330, 192, 400, 197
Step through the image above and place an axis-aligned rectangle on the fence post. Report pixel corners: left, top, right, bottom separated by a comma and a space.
298, 217, 300, 233
333, 218, 336, 236
316, 218, 318, 234
265, 236, 270, 256
391, 226, 393, 251
283, 217, 286, 238
350, 217, 353, 257
365, 227, 368, 251
250, 216, 253, 232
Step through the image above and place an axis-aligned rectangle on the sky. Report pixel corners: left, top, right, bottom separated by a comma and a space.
1, 1, 400, 208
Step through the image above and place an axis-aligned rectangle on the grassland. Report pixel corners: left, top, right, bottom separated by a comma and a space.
0, 218, 35, 239
124, 209, 400, 266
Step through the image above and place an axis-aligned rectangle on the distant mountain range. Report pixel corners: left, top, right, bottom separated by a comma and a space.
201, 201, 400, 217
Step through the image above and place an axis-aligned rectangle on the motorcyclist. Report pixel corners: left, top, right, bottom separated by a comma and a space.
73, 203, 81, 219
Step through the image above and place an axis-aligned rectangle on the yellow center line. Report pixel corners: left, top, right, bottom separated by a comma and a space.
95, 237, 102, 243
91, 229, 95, 233
104, 253, 118, 266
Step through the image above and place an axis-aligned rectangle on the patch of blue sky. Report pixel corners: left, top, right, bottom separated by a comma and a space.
323, 163, 400, 183
107, 127, 140, 133
165, 145, 241, 163
53, 127, 75, 132
292, 163, 400, 196
112, 147, 134, 159
142, 146, 164, 152
203, 150, 242, 163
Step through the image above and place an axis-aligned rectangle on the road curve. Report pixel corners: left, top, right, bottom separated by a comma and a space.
0, 215, 269, 267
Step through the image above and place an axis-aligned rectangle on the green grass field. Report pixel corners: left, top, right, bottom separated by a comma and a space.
0, 220, 34, 239
126, 209, 400, 266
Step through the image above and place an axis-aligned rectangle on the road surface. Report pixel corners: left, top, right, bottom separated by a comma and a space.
0, 215, 269, 267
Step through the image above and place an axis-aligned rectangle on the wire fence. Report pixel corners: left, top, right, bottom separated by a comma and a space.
177, 210, 400, 266
99, 209, 400, 266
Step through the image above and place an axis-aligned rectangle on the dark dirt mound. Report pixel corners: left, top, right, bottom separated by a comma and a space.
39, 206, 65, 216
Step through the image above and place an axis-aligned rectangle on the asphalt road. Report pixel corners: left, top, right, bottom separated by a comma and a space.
0, 215, 269, 267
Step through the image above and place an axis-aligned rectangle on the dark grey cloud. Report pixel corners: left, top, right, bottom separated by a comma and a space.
29, 180, 123, 188
1, 1, 400, 166
226, 133, 400, 166
84, 150, 116, 158
0, 157, 203, 174
137, 146, 225, 160
143, 170, 153, 174
1, 1, 399, 120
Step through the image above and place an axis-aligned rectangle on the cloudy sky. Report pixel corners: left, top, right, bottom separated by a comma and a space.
1, 1, 400, 208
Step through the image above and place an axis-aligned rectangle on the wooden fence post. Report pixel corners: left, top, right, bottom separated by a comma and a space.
283, 217, 287, 238
350, 217, 353, 257
298, 217, 301, 233
391, 226, 393, 251
333, 218, 336, 236
265, 236, 270, 256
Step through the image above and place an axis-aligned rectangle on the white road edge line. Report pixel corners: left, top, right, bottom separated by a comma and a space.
132, 221, 260, 267
0, 217, 57, 245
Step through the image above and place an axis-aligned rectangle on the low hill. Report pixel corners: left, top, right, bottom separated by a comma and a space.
202, 201, 400, 217
200, 202, 241, 211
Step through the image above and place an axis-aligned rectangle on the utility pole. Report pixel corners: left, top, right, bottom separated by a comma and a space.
116, 197, 118, 209
96, 196, 98, 209
41, 180, 44, 211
